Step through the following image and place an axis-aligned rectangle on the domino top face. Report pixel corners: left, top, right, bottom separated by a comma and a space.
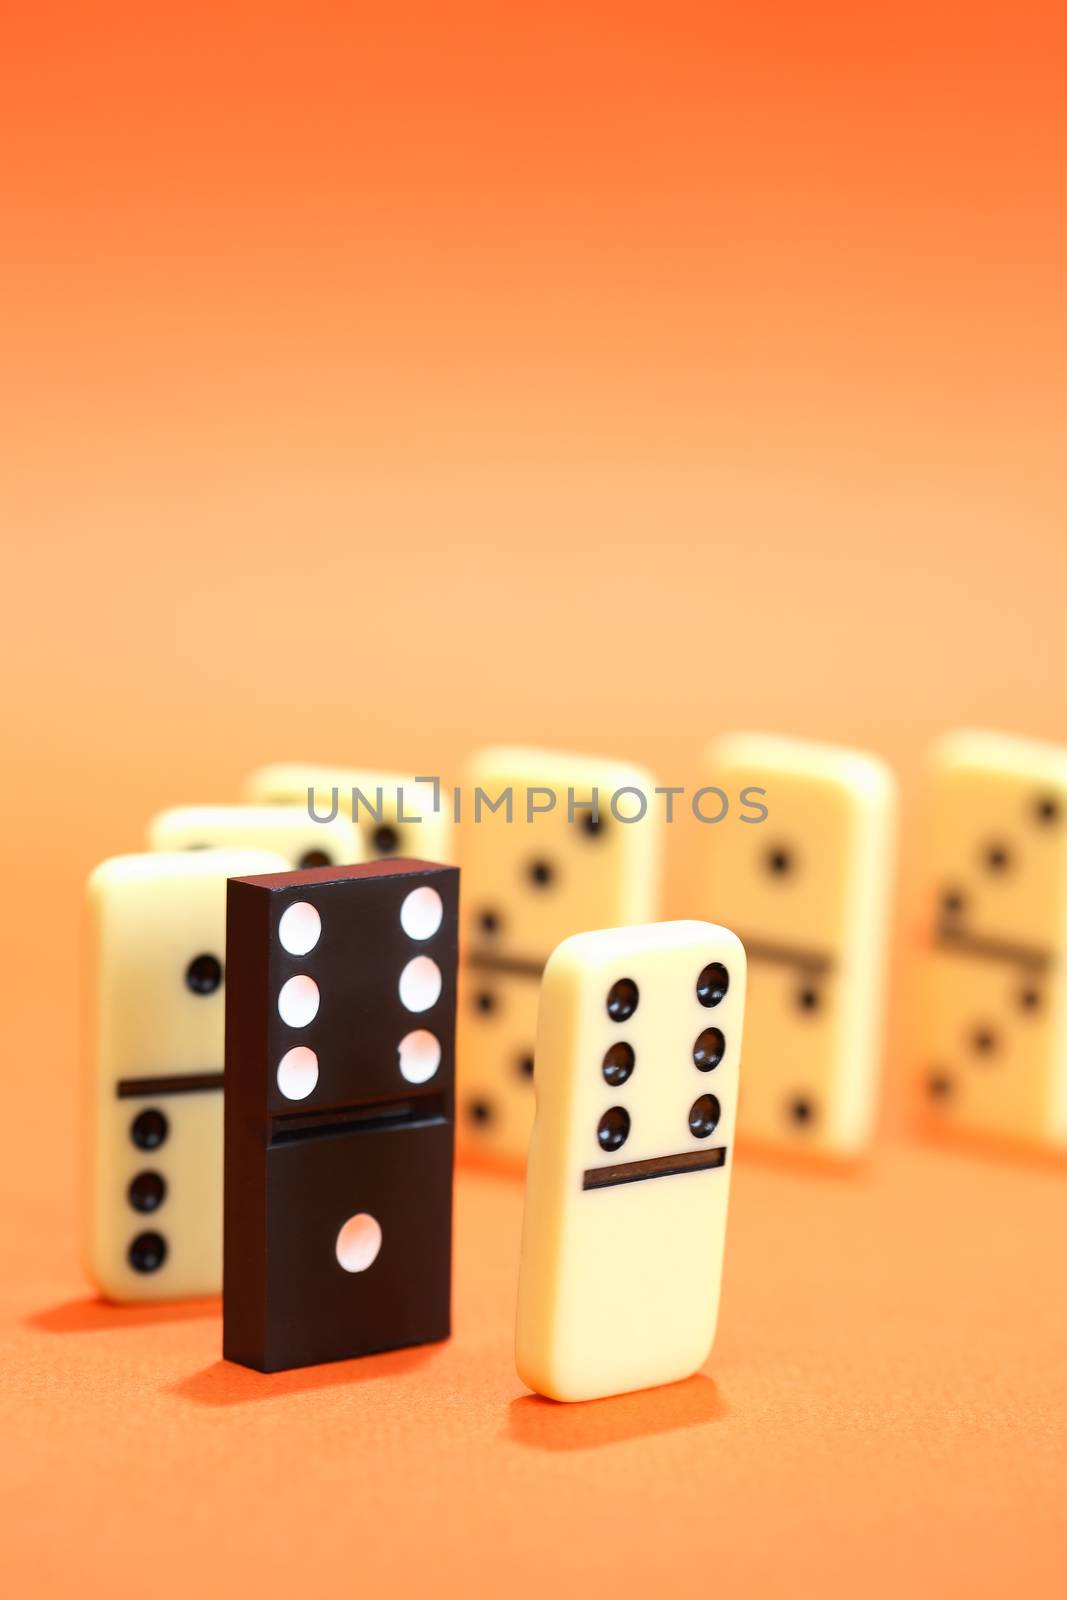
926, 731, 1067, 954
700, 733, 896, 955
224, 858, 459, 1369
532, 920, 745, 1189
88, 849, 290, 1088
242, 764, 452, 863
148, 804, 361, 871
85, 847, 289, 1302
461, 745, 663, 966
515, 921, 745, 1402
226, 859, 459, 1121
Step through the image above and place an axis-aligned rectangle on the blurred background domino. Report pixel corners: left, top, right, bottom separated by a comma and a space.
148, 802, 362, 870
457, 746, 663, 1168
698, 734, 896, 1160
242, 763, 452, 864
920, 730, 1067, 1150
84, 848, 288, 1302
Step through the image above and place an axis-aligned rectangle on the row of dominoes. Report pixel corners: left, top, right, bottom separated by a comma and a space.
240, 735, 1067, 1163
94, 842, 741, 1396
84, 731, 1067, 1330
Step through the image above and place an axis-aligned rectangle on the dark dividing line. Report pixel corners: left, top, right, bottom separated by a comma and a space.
583, 1146, 728, 1190
466, 950, 545, 980
270, 1112, 449, 1146
269, 1092, 449, 1145
732, 936, 833, 974
116, 1072, 224, 1099
934, 927, 1052, 970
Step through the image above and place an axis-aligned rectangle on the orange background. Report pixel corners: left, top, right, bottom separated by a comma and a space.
2, 4, 1066, 1595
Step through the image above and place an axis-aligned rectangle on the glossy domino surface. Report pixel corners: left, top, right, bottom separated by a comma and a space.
223, 858, 459, 1372
85, 848, 288, 1301
516, 920, 745, 1401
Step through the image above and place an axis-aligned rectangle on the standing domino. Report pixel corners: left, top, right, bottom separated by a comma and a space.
516, 921, 745, 1402
459, 747, 662, 1165
697, 735, 896, 1159
224, 859, 458, 1372
148, 803, 361, 870
920, 731, 1067, 1149
243, 764, 452, 863
85, 848, 287, 1301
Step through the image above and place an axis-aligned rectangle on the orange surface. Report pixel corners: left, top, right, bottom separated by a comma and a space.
3, 3, 1067, 1594
4, 1151, 1067, 1597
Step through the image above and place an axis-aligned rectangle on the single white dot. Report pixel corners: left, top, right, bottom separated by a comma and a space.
399, 886, 444, 941
398, 1029, 441, 1084
398, 956, 442, 1013
335, 1213, 382, 1273
278, 901, 321, 956
276, 1046, 319, 1100
278, 974, 320, 1028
